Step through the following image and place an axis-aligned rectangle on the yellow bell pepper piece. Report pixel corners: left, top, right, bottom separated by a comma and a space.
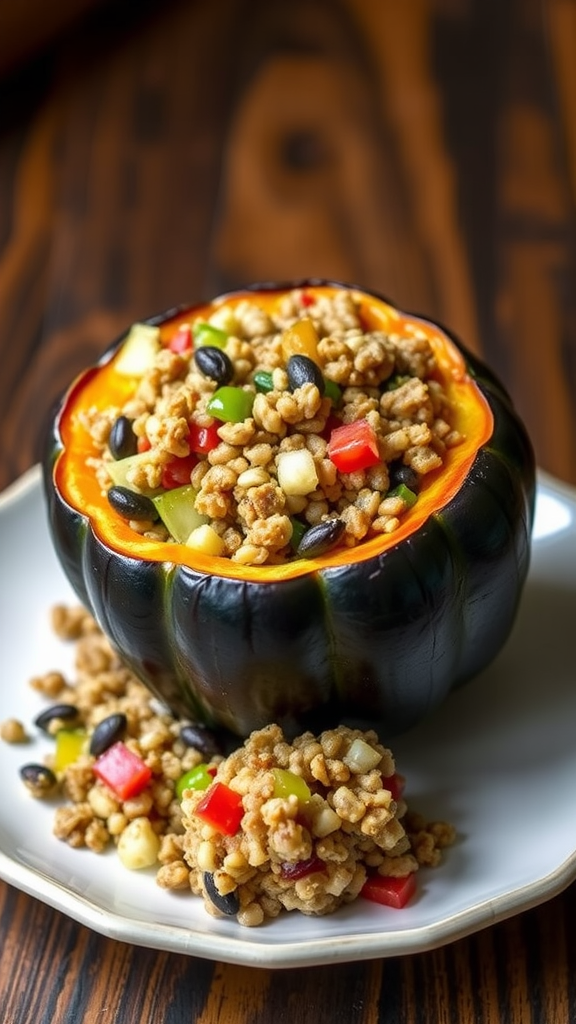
54, 728, 88, 771
281, 318, 320, 362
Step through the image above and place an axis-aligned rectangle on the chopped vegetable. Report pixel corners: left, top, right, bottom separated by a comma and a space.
93, 741, 152, 800
327, 419, 381, 473
114, 323, 160, 376
176, 764, 214, 800
193, 781, 244, 835
281, 318, 320, 362
323, 378, 342, 407
272, 768, 311, 803
387, 483, 418, 508
193, 322, 228, 349
280, 855, 324, 880
253, 370, 274, 393
188, 421, 220, 454
388, 463, 420, 494
383, 374, 410, 392
309, 803, 342, 837
205, 305, 240, 335
206, 386, 255, 423
343, 737, 382, 773
54, 728, 87, 772
106, 451, 160, 490
152, 485, 208, 543
361, 872, 417, 909
382, 773, 406, 801
289, 517, 307, 552
276, 449, 319, 495
161, 454, 198, 490
169, 324, 193, 353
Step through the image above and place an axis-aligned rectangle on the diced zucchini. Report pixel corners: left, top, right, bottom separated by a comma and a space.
106, 452, 158, 492
114, 323, 161, 376
152, 485, 208, 543
207, 305, 240, 336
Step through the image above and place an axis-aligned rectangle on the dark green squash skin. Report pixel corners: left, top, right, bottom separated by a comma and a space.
43, 282, 536, 740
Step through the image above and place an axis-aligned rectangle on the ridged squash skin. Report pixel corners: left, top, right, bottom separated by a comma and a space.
43, 281, 536, 739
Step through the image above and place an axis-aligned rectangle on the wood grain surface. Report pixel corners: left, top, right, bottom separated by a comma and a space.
1, 1, 575, 1021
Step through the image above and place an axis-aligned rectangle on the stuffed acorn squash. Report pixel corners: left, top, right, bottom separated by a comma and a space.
43, 281, 536, 738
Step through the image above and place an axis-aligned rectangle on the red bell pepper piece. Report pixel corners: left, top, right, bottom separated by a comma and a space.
169, 324, 193, 353
194, 781, 244, 835
137, 436, 151, 453
361, 872, 417, 909
93, 741, 152, 800
328, 419, 381, 473
382, 772, 406, 802
161, 453, 198, 489
188, 421, 220, 455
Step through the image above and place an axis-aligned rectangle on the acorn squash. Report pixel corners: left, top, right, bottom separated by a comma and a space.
43, 281, 536, 739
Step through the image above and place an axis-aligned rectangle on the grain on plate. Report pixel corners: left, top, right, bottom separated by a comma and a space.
3, 604, 455, 926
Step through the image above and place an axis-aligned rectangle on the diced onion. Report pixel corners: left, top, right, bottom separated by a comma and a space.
343, 738, 382, 773
276, 449, 319, 496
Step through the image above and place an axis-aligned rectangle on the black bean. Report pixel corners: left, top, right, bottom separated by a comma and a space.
107, 485, 159, 522
34, 703, 79, 733
193, 346, 234, 385
296, 518, 345, 558
19, 763, 58, 795
109, 415, 138, 460
388, 461, 420, 494
179, 723, 222, 759
203, 872, 240, 916
286, 354, 325, 394
89, 713, 128, 757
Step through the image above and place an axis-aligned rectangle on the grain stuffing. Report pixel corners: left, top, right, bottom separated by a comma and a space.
180, 722, 454, 925
80, 286, 464, 566
6, 605, 455, 926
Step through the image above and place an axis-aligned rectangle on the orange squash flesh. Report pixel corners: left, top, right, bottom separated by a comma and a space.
54, 286, 493, 582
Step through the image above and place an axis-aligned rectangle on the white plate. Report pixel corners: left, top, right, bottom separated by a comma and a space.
1, 466, 575, 968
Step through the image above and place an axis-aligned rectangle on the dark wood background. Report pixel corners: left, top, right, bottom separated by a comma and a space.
1, 1, 576, 1021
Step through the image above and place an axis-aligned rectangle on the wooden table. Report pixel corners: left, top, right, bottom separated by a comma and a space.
1, 2, 575, 1020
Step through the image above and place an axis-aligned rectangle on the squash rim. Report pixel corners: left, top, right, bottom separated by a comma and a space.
51, 282, 494, 582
